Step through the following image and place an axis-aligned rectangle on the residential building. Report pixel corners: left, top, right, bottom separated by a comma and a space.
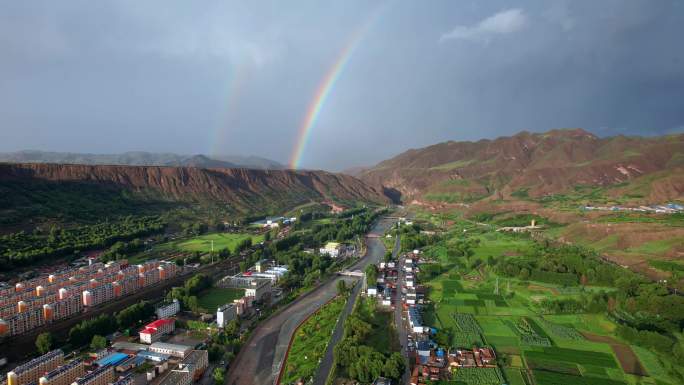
155, 299, 180, 319
108, 374, 133, 385
0, 258, 184, 338
149, 342, 192, 359
39, 359, 85, 385
7, 350, 64, 385
216, 304, 237, 328
407, 306, 424, 333
71, 364, 115, 385
367, 286, 378, 297
182, 350, 209, 381
52, 296, 82, 321
139, 319, 175, 344
4, 308, 45, 336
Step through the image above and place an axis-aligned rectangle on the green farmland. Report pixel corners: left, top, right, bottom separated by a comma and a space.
416, 216, 684, 385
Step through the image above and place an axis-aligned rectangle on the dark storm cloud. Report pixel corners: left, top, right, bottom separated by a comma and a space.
0, 0, 683, 170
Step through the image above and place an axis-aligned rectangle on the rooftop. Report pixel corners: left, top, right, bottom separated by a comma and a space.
73, 364, 112, 385
43, 358, 83, 380
95, 353, 129, 367
12, 349, 63, 375
150, 342, 192, 352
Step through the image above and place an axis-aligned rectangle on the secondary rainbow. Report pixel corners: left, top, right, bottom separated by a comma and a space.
289, 11, 382, 169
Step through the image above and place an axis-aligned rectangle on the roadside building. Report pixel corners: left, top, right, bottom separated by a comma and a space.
39, 359, 85, 385
319, 242, 341, 258
367, 286, 378, 297
244, 280, 271, 301
216, 303, 237, 328
149, 342, 192, 359
139, 319, 175, 344
7, 350, 64, 385
407, 306, 424, 333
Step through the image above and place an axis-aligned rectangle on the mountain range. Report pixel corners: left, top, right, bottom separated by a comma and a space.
0, 150, 285, 170
359, 128, 684, 204
0, 163, 388, 226
1, 129, 682, 228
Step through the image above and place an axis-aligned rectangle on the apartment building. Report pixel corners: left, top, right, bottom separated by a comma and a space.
39, 359, 85, 385
5, 307, 45, 336
52, 296, 82, 321
71, 365, 115, 385
0, 258, 180, 337
7, 350, 64, 385
82, 284, 115, 307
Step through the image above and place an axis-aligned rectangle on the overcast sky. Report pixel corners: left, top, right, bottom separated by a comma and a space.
1, 0, 683, 170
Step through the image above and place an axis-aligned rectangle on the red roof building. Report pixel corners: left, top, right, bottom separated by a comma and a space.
139, 318, 175, 344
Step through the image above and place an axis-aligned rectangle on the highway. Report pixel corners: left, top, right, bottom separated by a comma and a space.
225, 218, 395, 385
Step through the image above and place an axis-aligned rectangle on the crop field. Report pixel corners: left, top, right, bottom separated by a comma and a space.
417, 216, 677, 385
452, 367, 504, 384
532, 370, 627, 385
161, 232, 265, 253
524, 347, 619, 368
197, 287, 244, 311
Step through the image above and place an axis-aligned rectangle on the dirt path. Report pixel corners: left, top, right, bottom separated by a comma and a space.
581, 332, 647, 376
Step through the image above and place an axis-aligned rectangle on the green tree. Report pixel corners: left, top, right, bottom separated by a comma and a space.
213, 367, 225, 384
35, 332, 53, 354
90, 334, 107, 350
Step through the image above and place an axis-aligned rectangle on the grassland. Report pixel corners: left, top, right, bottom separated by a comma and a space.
281, 296, 346, 384
196, 287, 244, 312
160, 232, 265, 253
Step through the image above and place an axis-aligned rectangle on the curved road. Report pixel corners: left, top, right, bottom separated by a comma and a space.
311, 231, 400, 385
225, 218, 394, 385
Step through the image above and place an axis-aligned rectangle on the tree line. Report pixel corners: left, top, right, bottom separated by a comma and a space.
0, 216, 165, 270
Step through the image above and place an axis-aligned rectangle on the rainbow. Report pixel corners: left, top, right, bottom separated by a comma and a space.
211, 61, 250, 157
289, 9, 383, 169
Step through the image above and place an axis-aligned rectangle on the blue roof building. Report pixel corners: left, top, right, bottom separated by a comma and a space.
95, 353, 129, 367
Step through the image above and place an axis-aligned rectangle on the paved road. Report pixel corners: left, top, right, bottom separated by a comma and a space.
311, 279, 361, 385
225, 218, 394, 385
311, 230, 402, 385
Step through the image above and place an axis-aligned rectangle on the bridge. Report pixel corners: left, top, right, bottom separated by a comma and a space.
338, 270, 364, 277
